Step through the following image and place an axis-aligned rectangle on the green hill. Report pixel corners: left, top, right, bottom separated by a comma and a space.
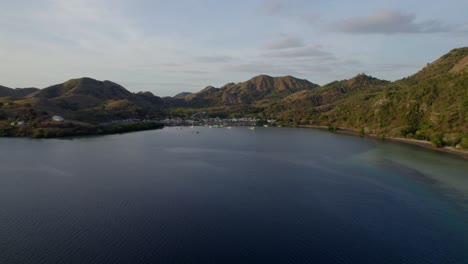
183, 75, 319, 106
265, 48, 468, 147
0, 77, 166, 124
31, 77, 133, 100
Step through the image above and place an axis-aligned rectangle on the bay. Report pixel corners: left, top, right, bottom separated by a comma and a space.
0, 127, 467, 264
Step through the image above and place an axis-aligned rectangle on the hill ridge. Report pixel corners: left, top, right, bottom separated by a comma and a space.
0, 47, 466, 148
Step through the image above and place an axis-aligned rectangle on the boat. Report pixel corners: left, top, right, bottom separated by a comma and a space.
227, 127, 232, 129
248, 126, 255, 130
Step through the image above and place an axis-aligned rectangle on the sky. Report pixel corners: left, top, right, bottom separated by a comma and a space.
0, 0, 467, 96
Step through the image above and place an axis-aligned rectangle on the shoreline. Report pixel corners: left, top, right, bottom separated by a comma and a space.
298, 125, 468, 160
0, 122, 164, 139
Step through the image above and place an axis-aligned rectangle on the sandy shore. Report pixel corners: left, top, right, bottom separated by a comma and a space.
297, 125, 468, 160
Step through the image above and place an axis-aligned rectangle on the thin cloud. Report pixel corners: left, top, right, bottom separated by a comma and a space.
264, 45, 335, 59
260, 0, 285, 15
259, 0, 321, 24
223, 58, 336, 77
264, 36, 304, 49
223, 62, 310, 76
457, 23, 468, 33
193, 55, 233, 63
332, 10, 452, 34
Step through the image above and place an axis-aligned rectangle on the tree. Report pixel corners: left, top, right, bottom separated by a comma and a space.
359, 127, 365, 137
431, 133, 444, 148
460, 136, 468, 149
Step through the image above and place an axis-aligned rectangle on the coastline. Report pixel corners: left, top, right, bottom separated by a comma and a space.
0, 121, 164, 139
298, 125, 468, 160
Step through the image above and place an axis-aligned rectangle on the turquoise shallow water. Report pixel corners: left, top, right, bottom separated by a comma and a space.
0, 127, 467, 263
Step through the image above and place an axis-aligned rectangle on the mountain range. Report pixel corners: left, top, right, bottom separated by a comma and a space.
0, 47, 467, 147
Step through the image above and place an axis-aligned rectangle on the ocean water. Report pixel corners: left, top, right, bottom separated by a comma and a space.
0, 127, 467, 264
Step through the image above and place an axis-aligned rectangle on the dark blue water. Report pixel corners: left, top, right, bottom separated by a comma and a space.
1, 127, 467, 264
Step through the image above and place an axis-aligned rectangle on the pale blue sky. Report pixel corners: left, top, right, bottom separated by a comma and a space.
1, 0, 467, 95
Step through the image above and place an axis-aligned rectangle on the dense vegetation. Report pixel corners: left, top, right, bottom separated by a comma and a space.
168, 48, 468, 149
273, 48, 468, 148
0, 121, 164, 138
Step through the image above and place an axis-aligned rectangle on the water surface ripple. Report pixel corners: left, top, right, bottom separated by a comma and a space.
0, 127, 467, 263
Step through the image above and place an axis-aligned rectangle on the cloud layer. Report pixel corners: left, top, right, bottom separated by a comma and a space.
332, 10, 451, 34
0, 1, 465, 96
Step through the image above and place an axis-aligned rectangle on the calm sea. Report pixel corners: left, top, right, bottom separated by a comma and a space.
1, 127, 467, 264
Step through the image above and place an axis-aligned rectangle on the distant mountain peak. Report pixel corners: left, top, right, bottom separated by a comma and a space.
64, 77, 100, 85
248, 74, 273, 81
352, 73, 373, 79
32, 77, 132, 100
173, 92, 192, 99
237, 75, 318, 94
199, 86, 219, 94
220, 82, 236, 90
183, 75, 319, 106
0, 85, 39, 98
138, 91, 155, 97
348, 73, 387, 84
